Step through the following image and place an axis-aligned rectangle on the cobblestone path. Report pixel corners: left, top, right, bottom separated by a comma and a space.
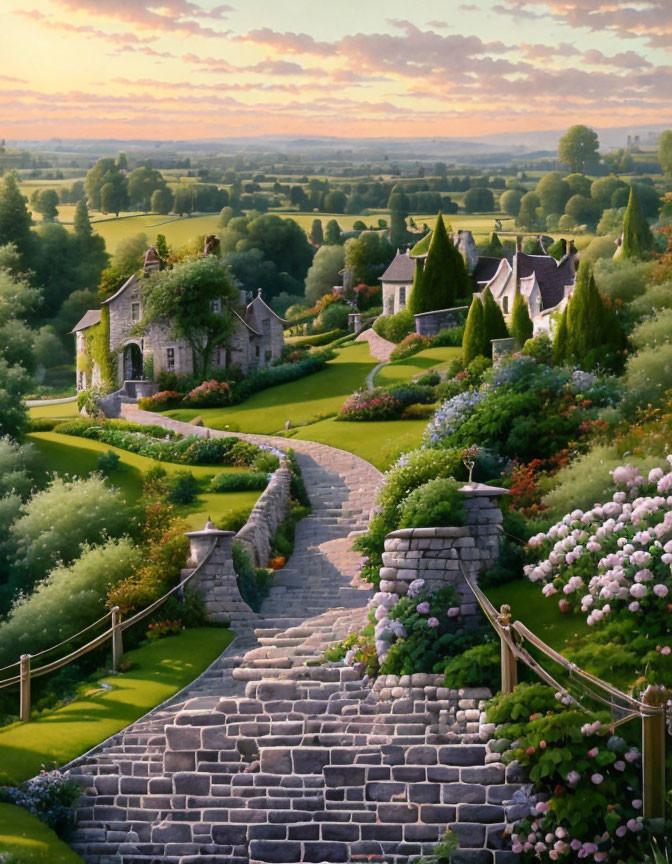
66, 410, 520, 864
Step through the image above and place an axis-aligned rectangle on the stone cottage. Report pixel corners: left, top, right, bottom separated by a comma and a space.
72, 245, 286, 391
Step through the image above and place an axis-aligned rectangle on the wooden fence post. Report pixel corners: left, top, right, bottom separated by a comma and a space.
19, 654, 31, 722
111, 607, 123, 672
641, 684, 667, 823
497, 605, 518, 696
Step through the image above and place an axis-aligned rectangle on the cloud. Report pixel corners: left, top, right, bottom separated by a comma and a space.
49, 0, 231, 36
582, 49, 652, 69
233, 27, 337, 55
15, 10, 158, 45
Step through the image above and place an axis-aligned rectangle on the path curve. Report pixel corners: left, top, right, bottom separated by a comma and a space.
355, 327, 395, 361
67, 408, 384, 861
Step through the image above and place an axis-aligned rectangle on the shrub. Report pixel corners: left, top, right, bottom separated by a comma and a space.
0, 538, 135, 667
210, 471, 269, 492
624, 341, 672, 408
415, 370, 441, 386
339, 390, 403, 421
287, 448, 310, 507
521, 332, 553, 364
26, 417, 59, 432
593, 257, 654, 303
137, 390, 184, 411
383, 382, 436, 406
0, 437, 36, 499
233, 350, 333, 402
9, 475, 133, 592
0, 770, 82, 837
233, 541, 272, 612
442, 641, 499, 687
431, 324, 465, 347
287, 329, 345, 348
182, 379, 230, 408
398, 477, 466, 529
401, 403, 436, 420
217, 507, 252, 532
96, 450, 121, 474
314, 300, 350, 332
389, 333, 430, 361
168, 470, 199, 504
372, 309, 415, 343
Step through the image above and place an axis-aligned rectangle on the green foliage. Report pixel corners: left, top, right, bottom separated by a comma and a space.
397, 477, 465, 529
315, 300, 349, 333
659, 129, 672, 177
558, 124, 600, 173
233, 541, 272, 612
0, 438, 36, 499
408, 213, 468, 314
372, 309, 415, 343
431, 324, 465, 348
521, 332, 553, 365
481, 285, 508, 347
624, 340, 672, 408
344, 231, 394, 287
442, 641, 499, 688
9, 475, 133, 594
304, 244, 345, 304
516, 192, 541, 230
462, 295, 487, 365
0, 538, 135, 667
389, 333, 430, 361
167, 470, 199, 504
553, 306, 569, 364
0, 174, 32, 261
630, 307, 672, 350
535, 172, 571, 216
500, 189, 523, 218
96, 449, 121, 474
511, 288, 534, 347
210, 471, 269, 492
621, 185, 654, 259
0, 771, 83, 838
463, 187, 494, 212
594, 257, 654, 304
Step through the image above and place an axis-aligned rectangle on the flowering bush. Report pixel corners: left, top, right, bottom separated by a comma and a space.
182, 379, 231, 407
137, 390, 184, 411
0, 770, 82, 837
146, 619, 182, 641
525, 461, 672, 653
424, 389, 485, 445
389, 333, 430, 361
486, 683, 645, 864
397, 477, 465, 529
339, 390, 403, 421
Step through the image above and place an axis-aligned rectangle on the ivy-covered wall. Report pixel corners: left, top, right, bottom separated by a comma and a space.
77, 308, 117, 392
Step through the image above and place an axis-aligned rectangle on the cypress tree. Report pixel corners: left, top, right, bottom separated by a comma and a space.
0, 173, 32, 260
622, 185, 653, 258
553, 305, 569, 364
462, 295, 487, 365
546, 238, 566, 261
408, 259, 424, 315
510, 288, 533, 347
490, 231, 502, 251
482, 285, 508, 351
408, 212, 469, 314
567, 262, 604, 359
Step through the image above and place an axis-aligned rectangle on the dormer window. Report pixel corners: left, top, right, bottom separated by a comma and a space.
131, 302, 140, 323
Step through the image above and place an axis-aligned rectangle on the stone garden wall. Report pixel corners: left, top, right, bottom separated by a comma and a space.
235, 464, 292, 567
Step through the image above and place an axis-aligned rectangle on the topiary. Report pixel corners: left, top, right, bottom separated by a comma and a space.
509, 287, 533, 348
462, 295, 487, 364
481, 285, 508, 348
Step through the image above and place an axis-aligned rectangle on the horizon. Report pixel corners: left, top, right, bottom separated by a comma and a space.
4, 0, 672, 140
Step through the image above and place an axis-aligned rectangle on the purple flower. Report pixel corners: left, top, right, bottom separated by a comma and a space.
427, 617, 439, 628
447, 606, 460, 617
416, 602, 430, 615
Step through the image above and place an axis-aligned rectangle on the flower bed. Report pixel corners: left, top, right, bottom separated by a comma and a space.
339, 390, 402, 421
182, 379, 231, 408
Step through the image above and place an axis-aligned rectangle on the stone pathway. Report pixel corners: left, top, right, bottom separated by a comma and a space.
66, 410, 520, 863
355, 328, 395, 362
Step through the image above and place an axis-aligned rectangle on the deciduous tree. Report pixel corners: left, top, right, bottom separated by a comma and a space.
558, 125, 600, 173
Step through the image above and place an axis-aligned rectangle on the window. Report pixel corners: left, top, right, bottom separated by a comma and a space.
166, 347, 175, 371
502, 296, 509, 314
255, 345, 260, 358
131, 302, 140, 323
211, 299, 222, 314
262, 318, 271, 337
398, 286, 406, 308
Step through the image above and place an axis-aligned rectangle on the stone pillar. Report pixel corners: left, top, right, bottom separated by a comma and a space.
185, 521, 258, 625
458, 482, 509, 572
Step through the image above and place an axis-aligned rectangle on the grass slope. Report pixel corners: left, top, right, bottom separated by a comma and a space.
0, 804, 84, 862
164, 341, 378, 435
28, 401, 79, 420
0, 627, 233, 785
28, 432, 261, 530
374, 346, 462, 386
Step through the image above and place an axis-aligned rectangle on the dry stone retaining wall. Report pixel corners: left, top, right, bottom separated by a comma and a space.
235, 465, 292, 567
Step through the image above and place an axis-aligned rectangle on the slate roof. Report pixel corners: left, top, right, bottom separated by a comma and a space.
516, 252, 575, 309
70, 309, 102, 333
472, 256, 502, 286
101, 273, 137, 306
380, 250, 416, 283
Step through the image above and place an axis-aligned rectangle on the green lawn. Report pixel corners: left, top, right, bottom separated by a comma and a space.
164, 341, 378, 435
0, 804, 84, 862
374, 346, 462, 386
28, 401, 79, 420
28, 431, 261, 530
286, 418, 427, 471
0, 627, 234, 785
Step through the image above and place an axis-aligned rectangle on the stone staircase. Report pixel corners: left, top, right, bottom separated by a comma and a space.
65, 418, 521, 863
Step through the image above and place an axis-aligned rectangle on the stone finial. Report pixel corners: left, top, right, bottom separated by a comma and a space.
143, 245, 160, 275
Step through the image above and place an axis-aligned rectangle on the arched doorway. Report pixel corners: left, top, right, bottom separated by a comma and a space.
123, 343, 143, 380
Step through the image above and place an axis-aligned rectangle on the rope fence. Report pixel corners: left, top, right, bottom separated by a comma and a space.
461, 562, 668, 822
0, 542, 217, 723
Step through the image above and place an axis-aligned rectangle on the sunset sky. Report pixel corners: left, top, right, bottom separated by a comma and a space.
3, 0, 671, 140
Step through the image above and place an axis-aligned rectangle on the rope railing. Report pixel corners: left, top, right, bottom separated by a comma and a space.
0, 542, 217, 722
461, 562, 667, 822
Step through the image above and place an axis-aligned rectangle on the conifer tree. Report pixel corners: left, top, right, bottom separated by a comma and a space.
490, 231, 502, 251
408, 212, 469, 314
553, 305, 569, 364
482, 285, 508, 349
0, 173, 32, 260
621, 185, 653, 259
567, 262, 605, 360
510, 288, 533, 347
462, 295, 487, 364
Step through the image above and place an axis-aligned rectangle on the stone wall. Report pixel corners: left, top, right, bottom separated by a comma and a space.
235, 465, 292, 567
377, 484, 507, 629
414, 306, 469, 337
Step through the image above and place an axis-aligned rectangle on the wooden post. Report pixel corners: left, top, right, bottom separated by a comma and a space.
111, 607, 123, 672
641, 685, 667, 823
19, 654, 31, 722
497, 604, 518, 696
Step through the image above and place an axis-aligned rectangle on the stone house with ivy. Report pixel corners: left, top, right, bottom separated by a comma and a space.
72, 248, 286, 392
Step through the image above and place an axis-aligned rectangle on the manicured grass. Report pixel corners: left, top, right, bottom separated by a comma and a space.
164, 341, 378, 435
484, 579, 590, 654
28, 401, 79, 420
27, 431, 261, 530
287, 418, 427, 471
374, 346, 462, 386
0, 803, 84, 862
0, 627, 234, 785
